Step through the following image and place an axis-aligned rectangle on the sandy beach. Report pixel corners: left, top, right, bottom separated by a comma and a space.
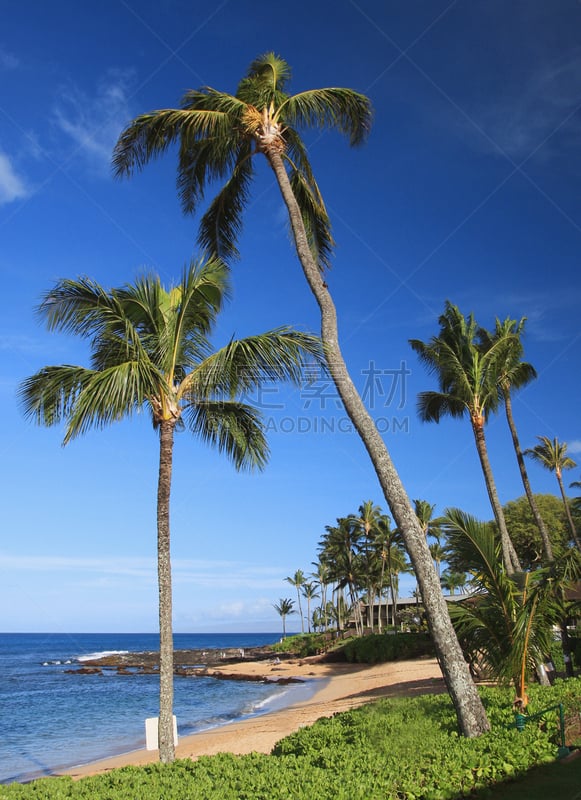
61, 655, 445, 779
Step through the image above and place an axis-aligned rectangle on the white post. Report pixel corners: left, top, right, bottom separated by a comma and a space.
145, 716, 178, 751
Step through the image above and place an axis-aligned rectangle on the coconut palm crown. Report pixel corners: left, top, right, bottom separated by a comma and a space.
410, 302, 522, 573
113, 52, 372, 271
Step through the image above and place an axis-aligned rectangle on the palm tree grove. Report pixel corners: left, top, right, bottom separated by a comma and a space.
13, 42, 581, 800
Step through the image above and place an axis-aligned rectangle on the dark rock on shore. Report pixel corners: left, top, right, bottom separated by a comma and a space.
77, 644, 280, 674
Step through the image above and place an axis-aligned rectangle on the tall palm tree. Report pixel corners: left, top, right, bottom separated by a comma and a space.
273, 598, 296, 637
19, 259, 323, 763
285, 569, 307, 633
525, 436, 581, 552
113, 53, 489, 737
410, 302, 522, 574
479, 317, 553, 562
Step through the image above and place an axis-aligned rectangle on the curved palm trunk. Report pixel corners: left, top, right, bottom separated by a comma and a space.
471, 415, 521, 574
555, 469, 581, 551
157, 419, 176, 763
266, 148, 490, 736
503, 389, 553, 561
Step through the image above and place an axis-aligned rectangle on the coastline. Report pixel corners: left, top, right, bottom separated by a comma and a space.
59, 655, 445, 779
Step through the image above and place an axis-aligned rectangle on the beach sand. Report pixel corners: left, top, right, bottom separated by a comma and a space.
60, 655, 445, 779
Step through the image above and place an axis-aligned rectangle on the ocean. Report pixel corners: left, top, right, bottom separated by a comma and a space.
0, 632, 313, 785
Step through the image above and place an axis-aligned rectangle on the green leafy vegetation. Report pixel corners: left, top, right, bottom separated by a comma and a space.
340, 632, 434, 663
3, 680, 579, 799
271, 632, 331, 657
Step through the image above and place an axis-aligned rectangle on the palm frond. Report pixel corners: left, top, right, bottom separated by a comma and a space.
183, 400, 268, 471
113, 109, 203, 176
416, 390, 466, 422
19, 365, 94, 429
280, 89, 372, 146
37, 276, 122, 337
19, 361, 158, 444
182, 328, 325, 400
288, 167, 334, 270
198, 151, 254, 261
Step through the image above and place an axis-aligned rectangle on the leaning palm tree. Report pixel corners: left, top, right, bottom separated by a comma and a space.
525, 436, 581, 552
113, 53, 489, 736
479, 317, 553, 562
410, 302, 522, 574
273, 598, 296, 638
19, 259, 323, 763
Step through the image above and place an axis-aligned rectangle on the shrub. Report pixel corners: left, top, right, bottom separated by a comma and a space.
339, 632, 434, 663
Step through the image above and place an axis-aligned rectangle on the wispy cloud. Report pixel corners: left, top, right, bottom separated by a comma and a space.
567, 439, 581, 455
0, 149, 30, 205
52, 70, 135, 173
0, 46, 19, 70
464, 52, 581, 161
0, 553, 284, 590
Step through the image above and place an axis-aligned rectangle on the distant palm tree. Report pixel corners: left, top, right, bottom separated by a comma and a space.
525, 436, 581, 552
113, 52, 489, 738
440, 570, 468, 596
311, 560, 330, 631
285, 570, 307, 633
414, 499, 441, 540
19, 260, 323, 763
429, 541, 447, 578
410, 302, 521, 574
352, 500, 382, 632
273, 598, 296, 637
301, 582, 320, 633
319, 518, 365, 635
479, 317, 553, 562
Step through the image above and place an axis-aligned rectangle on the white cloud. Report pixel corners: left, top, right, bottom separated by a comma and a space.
0, 150, 30, 205
567, 439, 581, 454
52, 70, 135, 173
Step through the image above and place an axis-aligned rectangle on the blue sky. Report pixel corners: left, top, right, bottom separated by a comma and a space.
1, 1, 580, 634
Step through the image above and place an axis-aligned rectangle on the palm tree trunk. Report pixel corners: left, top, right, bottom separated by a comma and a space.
471, 416, 521, 574
265, 148, 490, 737
556, 470, 581, 551
157, 419, 176, 763
503, 389, 553, 561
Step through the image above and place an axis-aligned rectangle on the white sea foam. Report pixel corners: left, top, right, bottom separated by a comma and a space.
77, 650, 129, 662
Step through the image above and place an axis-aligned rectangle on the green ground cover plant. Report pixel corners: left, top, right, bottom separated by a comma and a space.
2, 679, 579, 800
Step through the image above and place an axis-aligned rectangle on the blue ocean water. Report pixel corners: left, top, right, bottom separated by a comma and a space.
0, 632, 309, 785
